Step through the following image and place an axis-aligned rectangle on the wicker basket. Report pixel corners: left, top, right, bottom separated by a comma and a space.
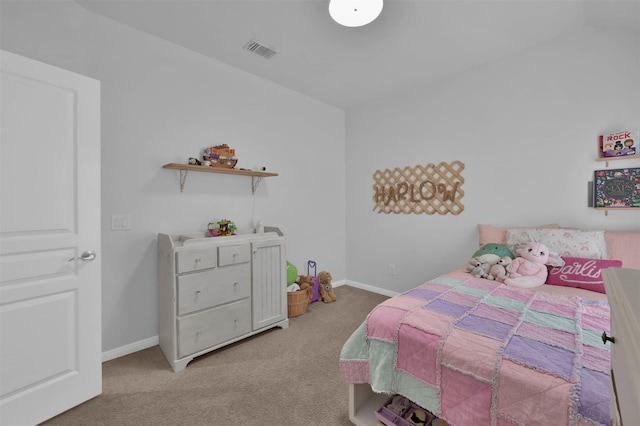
287, 289, 308, 318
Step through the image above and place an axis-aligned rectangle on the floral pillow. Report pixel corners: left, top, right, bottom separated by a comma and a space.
546, 257, 623, 293
505, 228, 608, 259
477, 224, 560, 246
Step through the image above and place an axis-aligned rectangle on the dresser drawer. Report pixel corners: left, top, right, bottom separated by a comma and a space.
176, 264, 251, 315
218, 243, 250, 266
177, 299, 251, 358
176, 247, 217, 273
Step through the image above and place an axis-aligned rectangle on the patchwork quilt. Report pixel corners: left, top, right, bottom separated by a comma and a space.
340, 274, 611, 426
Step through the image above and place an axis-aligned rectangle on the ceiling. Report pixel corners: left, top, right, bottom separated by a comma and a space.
77, 0, 640, 110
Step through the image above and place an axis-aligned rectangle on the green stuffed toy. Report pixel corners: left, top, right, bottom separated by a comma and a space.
286, 261, 298, 286
473, 243, 515, 260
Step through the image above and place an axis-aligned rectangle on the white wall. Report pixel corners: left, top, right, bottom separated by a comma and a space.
346, 27, 640, 293
1, 1, 346, 352
2, 1, 639, 355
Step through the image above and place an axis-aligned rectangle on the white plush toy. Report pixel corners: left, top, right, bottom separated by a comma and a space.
486, 256, 512, 281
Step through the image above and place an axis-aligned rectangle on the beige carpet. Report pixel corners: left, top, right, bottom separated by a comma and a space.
43, 285, 388, 426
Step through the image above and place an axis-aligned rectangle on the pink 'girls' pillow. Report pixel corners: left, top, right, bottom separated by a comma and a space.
546, 257, 623, 293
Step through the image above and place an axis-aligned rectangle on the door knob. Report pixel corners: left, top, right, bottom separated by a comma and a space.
68, 251, 97, 262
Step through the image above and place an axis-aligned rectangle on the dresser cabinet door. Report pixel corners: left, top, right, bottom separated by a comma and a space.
177, 299, 251, 358
177, 264, 251, 315
252, 239, 287, 330
603, 268, 640, 426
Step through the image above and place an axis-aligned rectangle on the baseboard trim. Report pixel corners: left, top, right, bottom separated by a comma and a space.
102, 335, 158, 362
341, 280, 399, 298
102, 280, 395, 363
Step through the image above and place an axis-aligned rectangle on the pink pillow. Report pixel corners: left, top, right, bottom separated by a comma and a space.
546, 257, 623, 293
604, 230, 640, 270
478, 224, 560, 246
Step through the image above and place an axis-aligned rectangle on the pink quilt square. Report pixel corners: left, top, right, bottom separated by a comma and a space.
441, 328, 501, 381
440, 291, 479, 307
581, 303, 609, 318
516, 321, 576, 351
396, 324, 440, 385
367, 306, 407, 342
534, 290, 578, 308
582, 313, 609, 334
582, 344, 610, 373
530, 300, 576, 318
440, 366, 492, 425
403, 308, 454, 336
464, 278, 500, 290
419, 282, 455, 293
493, 286, 534, 303
380, 295, 428, 312
339, 360, 370, 383
473, 303, 520, 326
497, 359, 572, 424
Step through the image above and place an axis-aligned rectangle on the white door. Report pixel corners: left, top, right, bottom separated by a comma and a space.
0, 50, 102, 425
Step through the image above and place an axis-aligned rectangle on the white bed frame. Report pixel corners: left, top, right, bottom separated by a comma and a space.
349, 383, 389, 425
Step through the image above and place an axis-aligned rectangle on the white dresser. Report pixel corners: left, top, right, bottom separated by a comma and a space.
157, 232, 289, 372
602, 268, 640, 426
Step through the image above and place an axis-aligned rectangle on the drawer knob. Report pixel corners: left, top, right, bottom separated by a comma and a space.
601, 331, 616, 345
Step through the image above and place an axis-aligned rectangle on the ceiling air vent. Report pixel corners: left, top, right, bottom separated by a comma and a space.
244, 39, 277, 60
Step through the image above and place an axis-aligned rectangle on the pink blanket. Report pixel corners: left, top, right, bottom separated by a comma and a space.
340, 273, 611, 425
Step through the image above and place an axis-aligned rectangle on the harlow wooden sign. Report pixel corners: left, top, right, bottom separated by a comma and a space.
373, 161, 465, 215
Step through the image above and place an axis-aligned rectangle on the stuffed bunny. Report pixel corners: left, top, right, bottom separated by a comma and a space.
504, 241, 560, 289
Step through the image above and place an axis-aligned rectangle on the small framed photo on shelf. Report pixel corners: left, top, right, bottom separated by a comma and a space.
598, 130, 638, 159
593, 168, 640, 209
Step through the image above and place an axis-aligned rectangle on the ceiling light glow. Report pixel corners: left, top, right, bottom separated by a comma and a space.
329, 0, 383, 27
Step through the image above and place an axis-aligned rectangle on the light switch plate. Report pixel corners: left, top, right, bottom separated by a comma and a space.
111, 214, 131, 231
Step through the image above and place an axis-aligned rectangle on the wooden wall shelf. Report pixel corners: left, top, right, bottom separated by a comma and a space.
163, 163, 278, 193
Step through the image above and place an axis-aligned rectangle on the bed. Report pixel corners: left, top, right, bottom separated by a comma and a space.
340, 225, 640, 426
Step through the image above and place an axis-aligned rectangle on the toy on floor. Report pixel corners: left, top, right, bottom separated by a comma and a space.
386, 395, 410, 415
318, 271, 336, 303
504, 241, 560, 289
296, 275, 315, 302
405, 407, 430, 425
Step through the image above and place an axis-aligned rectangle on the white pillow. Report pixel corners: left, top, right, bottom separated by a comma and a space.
506, 228, 607, 259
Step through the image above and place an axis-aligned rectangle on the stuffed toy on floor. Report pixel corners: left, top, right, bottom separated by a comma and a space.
318, 271, 336, 303
296, 275, 315, 302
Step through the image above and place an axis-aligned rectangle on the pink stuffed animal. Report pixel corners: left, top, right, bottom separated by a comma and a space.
504, 241, 559, 289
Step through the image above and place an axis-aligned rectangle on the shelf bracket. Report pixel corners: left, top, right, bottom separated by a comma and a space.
252, 176, 263, 194
179, 169, 188, 192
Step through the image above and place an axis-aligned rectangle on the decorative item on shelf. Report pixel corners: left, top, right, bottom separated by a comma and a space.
188, 157, 201, 165
593, 168, 640, 209
598, 129, 638, 159
207, 219, 237, 237
202, 144, 238, 169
